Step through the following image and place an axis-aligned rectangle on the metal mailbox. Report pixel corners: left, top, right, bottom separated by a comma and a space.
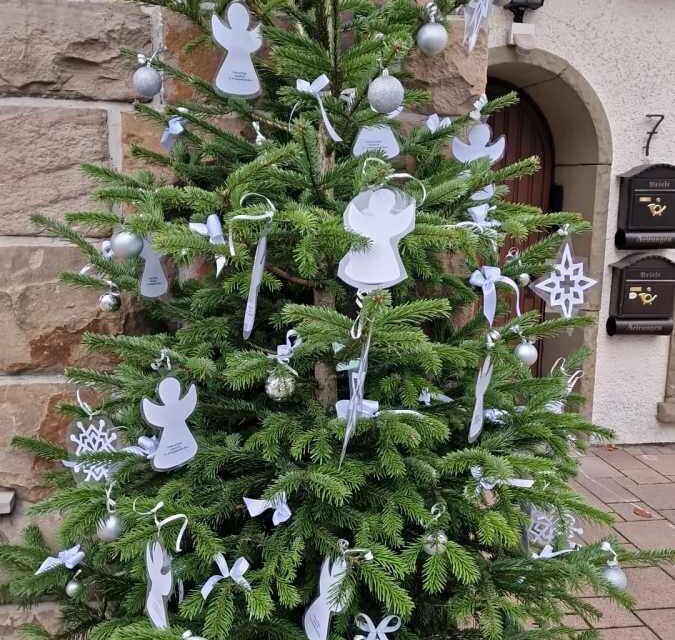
607, 254, 675, 335
615, 164, 675, 249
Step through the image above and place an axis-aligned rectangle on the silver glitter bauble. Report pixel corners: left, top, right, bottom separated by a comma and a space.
416, 22, 448, 56
423, 531, 448, 555
265, 371, 296, 401
132, 65, 162, 98
518, 273, 531, 286
111, 230, 144, 259
603, 565, 627, 590
367, 70, 405, 114
65, 578, 82, 598
514, 341, 538, 367
97, 512, 123, 542
98, 292, 121, 313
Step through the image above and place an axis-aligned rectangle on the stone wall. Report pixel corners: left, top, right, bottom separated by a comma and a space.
0, 2, 486, 636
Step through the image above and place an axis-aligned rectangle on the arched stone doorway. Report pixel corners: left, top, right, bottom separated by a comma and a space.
488, 47, 613, 413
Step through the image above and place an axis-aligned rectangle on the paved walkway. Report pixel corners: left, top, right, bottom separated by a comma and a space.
569, 444, 675, 639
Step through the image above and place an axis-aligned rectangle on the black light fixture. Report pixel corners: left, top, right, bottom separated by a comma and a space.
504, 0, 545, 23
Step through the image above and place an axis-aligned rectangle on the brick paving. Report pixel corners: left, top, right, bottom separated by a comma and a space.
574, 445, 675, 639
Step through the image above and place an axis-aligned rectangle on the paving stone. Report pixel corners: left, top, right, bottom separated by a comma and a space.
635, 609, 675, 640
569, 478, 612, 510
614, 520, 675, 550
623, 483, 675, 511
578, 519, 622, 544
594, 447, 648, 471
612, 502, 662, 521
624, 567, 675, 609
637, 454, 675, 477
662, 510, 675, 525
580, 454, 625, 478
575, 474, 640, 504
582, 597, 642, 628
598, 627, 659, 640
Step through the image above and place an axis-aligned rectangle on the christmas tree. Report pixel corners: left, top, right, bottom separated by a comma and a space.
1, 1, 672, 639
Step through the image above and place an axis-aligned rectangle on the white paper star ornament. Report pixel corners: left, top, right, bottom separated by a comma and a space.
530, 239, 597, 318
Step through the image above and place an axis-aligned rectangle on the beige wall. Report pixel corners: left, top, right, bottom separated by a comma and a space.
488, 0, 675, 443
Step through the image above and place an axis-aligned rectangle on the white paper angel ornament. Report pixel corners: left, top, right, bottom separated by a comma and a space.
353, 107, 402, 160
141, 376, 199, 471
338, 186, 417, 292
140, 236, 169, 298
212, 1, 262, 98
452, 122, 505, 165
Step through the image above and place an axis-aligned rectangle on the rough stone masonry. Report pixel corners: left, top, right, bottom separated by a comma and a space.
0, 1, 486, 636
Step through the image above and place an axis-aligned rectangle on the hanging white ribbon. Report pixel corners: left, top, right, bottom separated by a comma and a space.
469, 266, 521, 327
134, 500, 189, 553
244, 492, 292, 526
295, 74, 343, 142
418, 388, 452, 406
252, 121, 266, 146
470, 465, 534, 494
267, 330, 302, 376
546, 358, 584, 414
201, 553, 251, 598
35, 545, 85, 575
354, 614, 401, 640
189, 213, 226, 277
464, 1, 492, 53
531, 544, 576, 560
160, 116, 186, 151
124, 434, 159, 459
426, 113, 451, 134
468, 355, 494, 443
470, 93, 488, 121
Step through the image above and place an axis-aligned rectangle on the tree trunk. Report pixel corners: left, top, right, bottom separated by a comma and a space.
313, 287, 338, 408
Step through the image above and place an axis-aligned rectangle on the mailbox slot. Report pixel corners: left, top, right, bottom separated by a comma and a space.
615, 164, 675, 249
607, 254, 675, 336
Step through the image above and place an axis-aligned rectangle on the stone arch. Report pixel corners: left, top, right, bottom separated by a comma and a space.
487, 46, 613, 410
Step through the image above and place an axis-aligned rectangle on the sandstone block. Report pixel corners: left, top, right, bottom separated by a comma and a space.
405, 17, 487, 116
0, 378, 71, 502
0, 603, 62, 640
121, 111, 170, 176
0, 107, 108, 235
0, 1, 152, 101
0, 240, 129, 373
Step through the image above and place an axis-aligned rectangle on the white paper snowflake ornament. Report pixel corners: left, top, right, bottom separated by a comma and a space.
63, 416, 121, 484
530, 237, 597, 319
527, 507, 582, 550
452, 122, 505, 165
211, 1, 263, 98
337, 187, 416, 291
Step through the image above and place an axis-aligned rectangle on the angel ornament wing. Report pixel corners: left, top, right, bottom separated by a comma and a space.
141, 377, 199, 471
303, 555, 349, 640
212, 1, 262, 98
145, 539, 173, 629
337, 187, 416, 291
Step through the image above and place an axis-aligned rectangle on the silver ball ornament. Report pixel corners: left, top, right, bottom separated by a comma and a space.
423, 531, 448, 555
65, 578, 82, 598
416, 22, 448, 56
265, 371, 296, 401
603, 564, 627, 590
133, 65, 162, 98
518, 273, 531, 286
367, 70, 405, 114
97, 512, 123, 542
111, 230, 144, 259
514, 341, 538, 367
98, 291, 121, 313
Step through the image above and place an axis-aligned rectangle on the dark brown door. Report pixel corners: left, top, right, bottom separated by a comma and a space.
487, 79, 555, 369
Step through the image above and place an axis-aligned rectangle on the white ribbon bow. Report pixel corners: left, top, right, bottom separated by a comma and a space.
124, 434, 159, 459
426, 113, 451, 134
531, 544, 577, 560
295, 74, 343, 142
470, 93, 488, 121
35, 545, 85, 575
189, 213, 227, 277
354, 613, 402, 640
468, 355, 494, 443
244, 492, 292, 526
268, 330, 302, 376
201, 553, 251, 598
419, 388, 453, 406
470, 465, 534, 493
160, 116, 186, 151
469, 266, 521, 327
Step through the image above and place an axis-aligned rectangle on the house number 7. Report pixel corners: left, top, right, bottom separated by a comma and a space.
644, 114, 665, 157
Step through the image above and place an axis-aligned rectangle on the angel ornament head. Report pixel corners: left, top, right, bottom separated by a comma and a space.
338, 187, 416, 292
212, 1, 262, 98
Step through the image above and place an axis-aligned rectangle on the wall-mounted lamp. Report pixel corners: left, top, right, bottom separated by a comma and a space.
502, 0, 545, 55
